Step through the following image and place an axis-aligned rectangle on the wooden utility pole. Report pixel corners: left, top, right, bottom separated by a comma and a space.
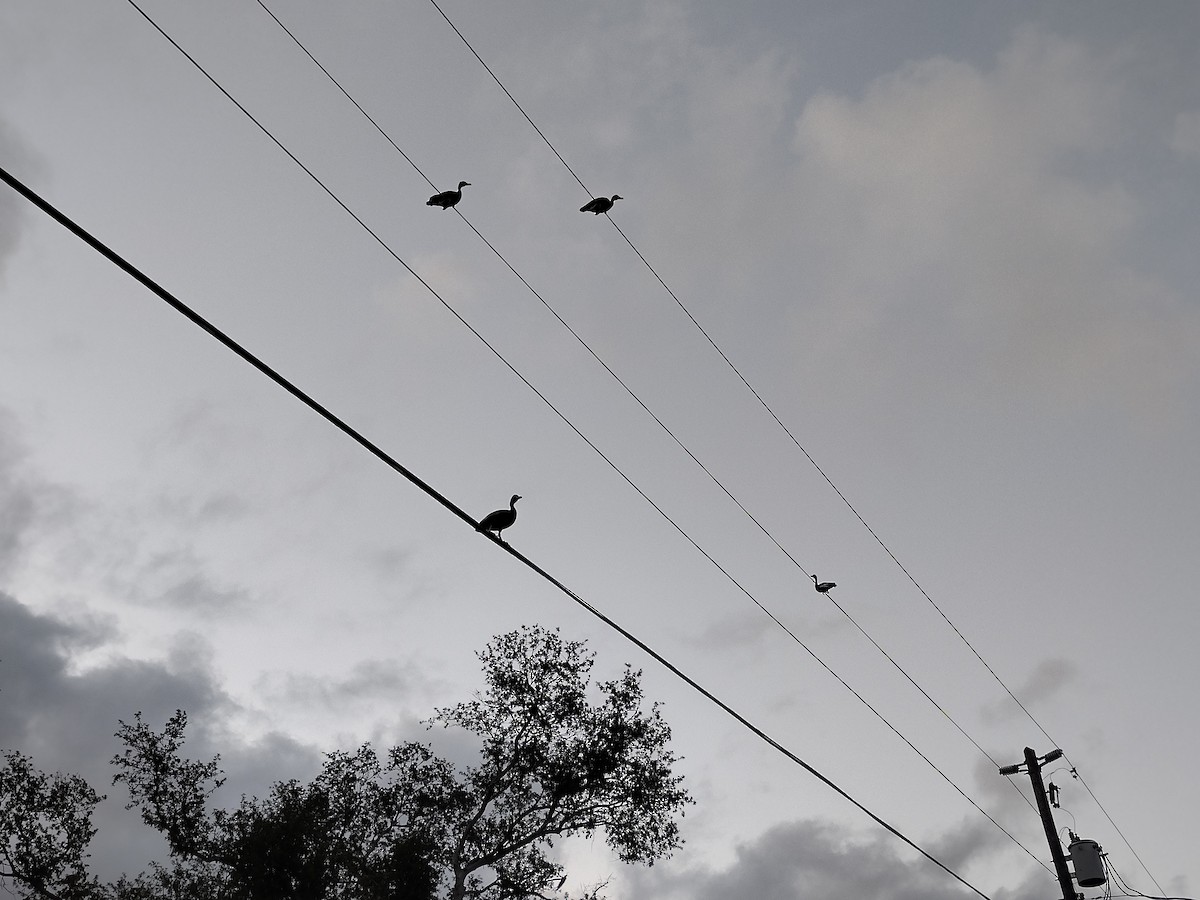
1001, 747, 1077, 900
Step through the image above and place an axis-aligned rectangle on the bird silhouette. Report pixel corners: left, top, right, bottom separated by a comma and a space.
427, 181, 470, 210
811, 574, 837, 594
477, 494, 521, 538
580, 194, 622, 214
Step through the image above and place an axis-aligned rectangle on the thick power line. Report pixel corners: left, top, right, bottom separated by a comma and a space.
251, 0, 1046, 843
119, 0, 1070, 880
126, 0, 1051, 874
423, 1, 1164, 889
0, 161, 994, 900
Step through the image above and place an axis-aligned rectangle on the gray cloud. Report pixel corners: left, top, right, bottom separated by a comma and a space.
687, 603, 848, 653
0, 116, 40, 283
0, 410, 76, 581
150, 489, 251, 528
982, 658, 1077, 724
0, 404, 257, 630
361, 544, 413, 582
1015, 658, 1078, 707
0, 593, 320, 882
0, 414, 35, 578
151, 567, 249, 614
927, 814, 1010, 873
688, 609, 776, 651
625, 817, 1049, 900
259, 657, 438, 714
0, 401, 242, 619
0, 590, 229, 880
0, 591, 225, 770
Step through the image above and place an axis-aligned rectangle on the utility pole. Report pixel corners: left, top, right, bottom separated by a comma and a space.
1000, 747, 1077, 900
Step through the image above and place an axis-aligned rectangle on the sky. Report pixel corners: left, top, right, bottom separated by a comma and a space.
1, 1, 1198, 898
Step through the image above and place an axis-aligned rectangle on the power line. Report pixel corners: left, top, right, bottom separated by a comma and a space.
423, 1, 1165, 888
426, 0, 593, 197
113, 0, 816, 706
256, 0, 1046, 816
130, 0, 1046, 873
253, 0, 1054, 873
115, 0, 890, 741
0, 161, 994, 900
426, 0, 1021, 727
1107, 858, 1192, 900
1074, 768, 1167, 897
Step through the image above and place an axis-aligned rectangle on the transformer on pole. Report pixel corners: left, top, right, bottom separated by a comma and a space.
999, 747, 1107, 900
1068, 838, 1106, 888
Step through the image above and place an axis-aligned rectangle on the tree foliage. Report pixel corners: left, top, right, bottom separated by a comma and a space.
0, 626, 691, 900
427, 626, 691, 900
109, 715, 442, 900
0, 750, 104, 898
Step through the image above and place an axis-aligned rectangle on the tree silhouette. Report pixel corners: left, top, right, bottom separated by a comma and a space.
0, 625, 691, 900
0, 749, 104, 898
421, 625, 691, 900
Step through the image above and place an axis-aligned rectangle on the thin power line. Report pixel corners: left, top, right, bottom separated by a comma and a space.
251, 0, 1047, 860
119, 0, 1030, 865
141, 0, 1046, 872
116, 0, 877, 737
251, 0, 436, 194
113, 0, 815, 708
1107, 858, 1191, 900
426, 0, 592, 197
424, 1, 1164, 888
0, 161, 994, 900
1073, 768, 1167, 896
427, 0, 1029, 733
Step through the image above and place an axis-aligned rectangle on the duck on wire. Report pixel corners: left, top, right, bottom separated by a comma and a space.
427, 181, 470, 210
811, 574, 836, 594
477, 494, 521, 540
580, 194, 622, 215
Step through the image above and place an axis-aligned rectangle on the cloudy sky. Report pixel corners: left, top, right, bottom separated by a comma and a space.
1, 1, 1197, 897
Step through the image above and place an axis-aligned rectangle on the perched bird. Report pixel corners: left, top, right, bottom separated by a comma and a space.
811, 574, 837, 594
477, 494, 521, 538
580, 194, 622, 215
427, 181, 470, 210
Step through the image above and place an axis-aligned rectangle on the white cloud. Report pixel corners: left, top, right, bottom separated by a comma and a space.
786, 28, 1200, 412
499, 15, 1200, 417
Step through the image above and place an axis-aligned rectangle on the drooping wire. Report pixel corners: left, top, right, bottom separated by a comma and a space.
1052, 761, 1163, 897
129, 0, 1051, 873
254, 0, 1046, 832
1072, 769, 1167, 897
110, 1, 800, 704
424, 1, 1165, 888
1107, 857, 1194, 900
117, 0, 1027, 854
424, 0, 1031, 730
274, 0, 1059, 847
0, 162, 995, 900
